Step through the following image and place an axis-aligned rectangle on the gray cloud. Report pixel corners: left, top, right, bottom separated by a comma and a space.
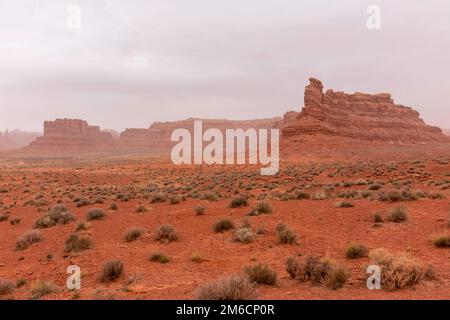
0, 0, 449, 131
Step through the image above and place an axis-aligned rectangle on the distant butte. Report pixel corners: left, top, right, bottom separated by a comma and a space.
282, 78, 449, 143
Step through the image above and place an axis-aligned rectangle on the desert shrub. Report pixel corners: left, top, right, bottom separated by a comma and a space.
191, 252, 203, 262
345, 243, 368, 259
15, 230, 42, 250
368, 249, 431, 290
76, 198, 90, 207
169, 195, 181, 204
124, 227, 144, 242
234, 227, 256, 243
34, 205, 75, 229
201, 192, 218, 202
295, 191, 311, 200
387, 206, 408, 222
75, 220, 89, 231
149, 253, 170, 264
276, 224, 297, 244
16, 278, 27, 288
373, 212, 383, 223
335, 201, 354, 208
196, 274, 257, 300
387, 190, 403, 202
194, 206, 205, 215
86, 208, 106, 221
64, 234, 93, 253
0, 214, 8, 222
10, 217, 21, 225
244, 264, 277, 285
135, 205, 148, 213
368, 184, 382, 190
229, 196, 248, 208
109, 203, 118, 210
285, 255, 349, 290
0, 279, 15, 295
100, 260, 124, 283
432, 235, 450, 248
150, 192, 167, 203
214, 219, 234, 233
429, 192, 444, 199
312, 192, 328, 200
31, 281, 58, 299
154, 225, 178, 243
254, 201, 272, 214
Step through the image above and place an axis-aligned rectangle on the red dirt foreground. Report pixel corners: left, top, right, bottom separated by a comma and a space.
0, 148, 449, 300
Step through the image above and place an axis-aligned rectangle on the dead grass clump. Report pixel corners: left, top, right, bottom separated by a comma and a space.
368, 248, 431, 291
194, 206, 205, 215
233, 227, 256, 243
387, 206, 408, 223
335, 201, 354, 208
15, 230, 42, 250
285, 255, 349, 290
276, 224, 297, 244
196, 274, 257, 300
31, 281, 58, 299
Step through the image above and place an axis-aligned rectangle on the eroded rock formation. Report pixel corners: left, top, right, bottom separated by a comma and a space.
28, 119, 115, 150
119, 117, 282, 149
282, 78, 448, 143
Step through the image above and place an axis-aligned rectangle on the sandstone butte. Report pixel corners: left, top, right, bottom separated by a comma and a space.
282, 78, 449, 143
21, 77, 449, 154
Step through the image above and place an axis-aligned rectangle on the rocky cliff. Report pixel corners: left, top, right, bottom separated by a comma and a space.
282, 78, 448, 143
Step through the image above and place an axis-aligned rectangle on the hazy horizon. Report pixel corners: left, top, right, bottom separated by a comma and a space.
1, 0, 449, 132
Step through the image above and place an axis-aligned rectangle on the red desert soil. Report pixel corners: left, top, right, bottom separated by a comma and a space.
0, 146, 449, 300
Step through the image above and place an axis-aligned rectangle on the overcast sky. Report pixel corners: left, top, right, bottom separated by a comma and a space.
0, 0, 449, 132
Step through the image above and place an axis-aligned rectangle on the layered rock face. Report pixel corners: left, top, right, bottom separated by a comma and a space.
282, 78, 448, 143
119, 117, 281, 149
28, 119, 116, 149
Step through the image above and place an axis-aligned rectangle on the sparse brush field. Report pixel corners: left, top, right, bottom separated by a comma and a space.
0, 155, 449, 300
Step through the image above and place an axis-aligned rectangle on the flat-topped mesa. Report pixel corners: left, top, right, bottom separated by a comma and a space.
282, 78, 448, 142
28, 119, 116, 149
